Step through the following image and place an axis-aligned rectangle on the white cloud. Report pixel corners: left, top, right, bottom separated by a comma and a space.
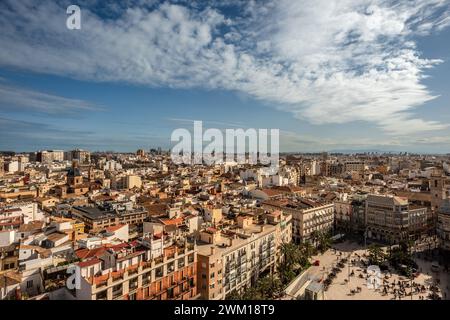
0, 83, 100, 114
0, 0, 449, 134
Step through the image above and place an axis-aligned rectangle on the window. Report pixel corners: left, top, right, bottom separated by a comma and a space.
129, 278, 138, 290
26, 280, 33, 288
167, 287, 174, 299
96, 290, 107, 300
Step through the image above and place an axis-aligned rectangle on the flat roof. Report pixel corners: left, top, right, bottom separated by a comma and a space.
197, 224, 276, 257
73, 206, 116, 220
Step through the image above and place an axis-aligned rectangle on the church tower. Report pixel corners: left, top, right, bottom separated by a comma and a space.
430, 169, 447, 211
67, 160, 83, 187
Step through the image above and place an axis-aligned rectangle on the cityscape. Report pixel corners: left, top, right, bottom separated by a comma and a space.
1, 0, 450, 304
1, 150, 449, 300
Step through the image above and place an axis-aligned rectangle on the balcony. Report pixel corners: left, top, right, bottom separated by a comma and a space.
156, 268, 164, 278
128, 268, 138, 276
167, 253, 175, 260
141, 261, 152, 269
129, 280, 138, 291
112, 288, 123, 299
112, 274, 124, 282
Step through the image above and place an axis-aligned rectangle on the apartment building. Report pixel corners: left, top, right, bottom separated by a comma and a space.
0, 244, 19, 271
71, 149, 91, 164
437, 199, 450, 257
344, 161, 365, 173
196, 221, 278, 300
350, 194, 367, 233
0, 202, 44, 231
37, 150, 64, 163
365, 194, 428, 243
335, 200, 352, 230
71, 205, 148, 232
262, 198, 334, 243
73, 237, 197, 300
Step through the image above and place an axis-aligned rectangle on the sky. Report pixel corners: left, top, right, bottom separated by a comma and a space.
0, 0, 450, 153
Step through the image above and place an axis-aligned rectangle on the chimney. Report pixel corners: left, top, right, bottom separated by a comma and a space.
210, 246, 215, 255
260, 225, 265, 232
228, 238, 233, 247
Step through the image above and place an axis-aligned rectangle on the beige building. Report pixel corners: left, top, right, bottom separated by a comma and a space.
37, 150, 64, 163
437, 199, 450, 254
344, 161, 365, 173
74, 239, 197, 300
72, 149, 91, 164
263, 199, 334, 243
366, 194, 428, 243
196, 222, 279, 300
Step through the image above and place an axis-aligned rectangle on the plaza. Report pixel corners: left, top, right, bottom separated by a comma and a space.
305, 241, 449, 300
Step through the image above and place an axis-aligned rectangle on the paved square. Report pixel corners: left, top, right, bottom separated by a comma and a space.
306, 241, 449, 300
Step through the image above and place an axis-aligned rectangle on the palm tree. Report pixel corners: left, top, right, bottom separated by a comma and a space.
299, 241, 315, 257
226, 290, 242, 300
311, 230, 320, 248
278, 243, 300, 284
368, 244, 385, 265
257, 275, 283, 299
241, 286, 263, 300
318, 232, 333, 253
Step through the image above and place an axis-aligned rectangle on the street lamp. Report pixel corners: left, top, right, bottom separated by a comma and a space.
364, 227, 369, 249
409, 266, 414, 301
348, 255, 351, 282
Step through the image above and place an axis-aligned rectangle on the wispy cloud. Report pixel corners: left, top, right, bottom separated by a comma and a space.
0, 116, 167, 151
0, 83, 102, 115
0, 0, 449, 134
167, 117, 244, 128
279, 129, 450, 152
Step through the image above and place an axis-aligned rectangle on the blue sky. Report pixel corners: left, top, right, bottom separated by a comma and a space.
0, 0, 450, 153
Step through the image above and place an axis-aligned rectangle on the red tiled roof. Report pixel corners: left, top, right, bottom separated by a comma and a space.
78, 258, 101, 268
75, 246, 107, 260
260, 189, 285, 197
160, 217, 183, 226
105, 224, 126, 233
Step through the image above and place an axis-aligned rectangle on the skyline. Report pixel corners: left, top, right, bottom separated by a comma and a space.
1, 0, 450, 153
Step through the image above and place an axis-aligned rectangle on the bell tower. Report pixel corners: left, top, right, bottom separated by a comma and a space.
88, 166, 95, 182
430, 169, 447, 211
67, 160, 82, 187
